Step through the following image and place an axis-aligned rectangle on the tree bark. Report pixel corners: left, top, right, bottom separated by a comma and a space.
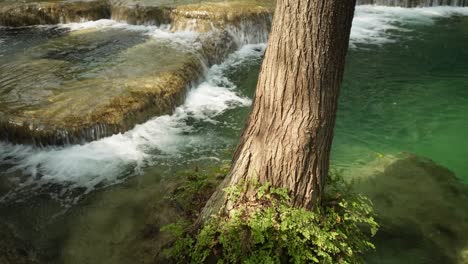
200, 0, 356, 221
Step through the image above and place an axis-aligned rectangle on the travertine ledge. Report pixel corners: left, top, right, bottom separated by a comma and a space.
0, 0, 273, 145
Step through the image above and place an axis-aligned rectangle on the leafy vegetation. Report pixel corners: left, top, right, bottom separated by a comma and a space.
165, 164, 230, 220
162, 173, 378, 263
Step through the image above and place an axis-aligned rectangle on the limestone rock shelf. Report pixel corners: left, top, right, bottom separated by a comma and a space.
0, 1, 273, 145
0, 27, 203, 145
0, 0, 110, 27
0, 0, 274, 27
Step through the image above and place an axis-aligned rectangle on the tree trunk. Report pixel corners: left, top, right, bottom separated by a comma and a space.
200, 0, 356, 221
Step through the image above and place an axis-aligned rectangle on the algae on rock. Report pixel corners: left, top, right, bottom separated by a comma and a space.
0, 0, 275, 145
351, 154, 468, 264
0, 0, 110, 27
0, 28, 203, 145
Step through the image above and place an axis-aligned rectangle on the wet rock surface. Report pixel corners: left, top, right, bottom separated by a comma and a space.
0, 0, 273, 145
0, 26, 205, 145
3, 154, 463, 264
171, 0, 274, 32
0, 0, 275, 27
1, 152, 467, 264
0, 0, 110, 27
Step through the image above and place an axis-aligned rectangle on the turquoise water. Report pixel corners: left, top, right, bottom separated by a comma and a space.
219, 15, 468, 183
335, 15, 468, 182
0, 7, 467, 264
2, 8, 467, 198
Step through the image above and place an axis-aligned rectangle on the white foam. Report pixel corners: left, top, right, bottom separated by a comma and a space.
60, 7, 468, 49
61, 19, 154, 31
350, 6, 468, 47
61, 19, 200, 48
2, 5, 468, 200
0, 44, 264, 200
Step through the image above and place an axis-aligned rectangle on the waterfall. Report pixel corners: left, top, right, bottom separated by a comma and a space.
356, 0, 468, 7
0, 9, 272, 146
1, 0, 466, 146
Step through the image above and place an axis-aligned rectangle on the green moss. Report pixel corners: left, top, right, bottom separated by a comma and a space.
0, 0, 110, 27
162, 173, 379, 263
171, 1, 273, 32
165, 164, 229, 221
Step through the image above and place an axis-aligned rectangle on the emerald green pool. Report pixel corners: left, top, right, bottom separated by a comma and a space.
336, 14, 468, 182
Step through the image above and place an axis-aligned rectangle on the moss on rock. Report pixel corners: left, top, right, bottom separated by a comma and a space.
0, 0, 274, 145
0, 29, 203, 145
171, 1, 274, 32
0, 0, 110, 27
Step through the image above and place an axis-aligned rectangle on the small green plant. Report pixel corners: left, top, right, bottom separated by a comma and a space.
165, 164, 229, 220
160, 220, 194, 260
162, 173, 378, 264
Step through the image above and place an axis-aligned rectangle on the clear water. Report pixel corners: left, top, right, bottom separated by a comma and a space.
0, 6, 467, 263
0, 21, 202, 137
335, 12, 468, 182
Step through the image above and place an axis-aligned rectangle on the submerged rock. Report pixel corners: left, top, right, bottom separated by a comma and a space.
351, 154, 468, 264
0, 222, 39, 264
55, 154, 468, 263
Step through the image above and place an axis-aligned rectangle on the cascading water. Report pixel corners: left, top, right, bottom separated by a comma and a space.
1, 3, 468, 264
0, 18, 270, 204
0, 1, 273, 146
1, 4, 467, 203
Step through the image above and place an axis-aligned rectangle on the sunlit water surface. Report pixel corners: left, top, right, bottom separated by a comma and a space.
0, 5, 467, 263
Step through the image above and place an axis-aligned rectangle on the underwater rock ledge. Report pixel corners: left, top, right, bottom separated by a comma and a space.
352, 154, 468, 264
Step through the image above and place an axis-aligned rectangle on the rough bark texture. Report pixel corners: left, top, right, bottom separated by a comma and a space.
200, 0, 356, 221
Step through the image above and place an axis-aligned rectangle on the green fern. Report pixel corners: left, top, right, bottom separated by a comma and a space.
162, 173, 379, 264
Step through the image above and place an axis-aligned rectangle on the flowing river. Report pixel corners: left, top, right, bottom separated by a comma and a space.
0, 4, 468, 264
